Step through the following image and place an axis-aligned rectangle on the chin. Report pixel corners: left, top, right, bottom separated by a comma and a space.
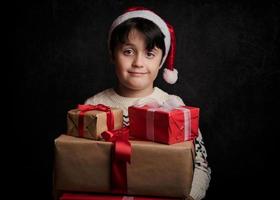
124, 79, 145, 87
128, 85, 146, 91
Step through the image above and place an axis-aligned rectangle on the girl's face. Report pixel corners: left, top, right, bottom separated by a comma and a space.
113, 29, 163, 96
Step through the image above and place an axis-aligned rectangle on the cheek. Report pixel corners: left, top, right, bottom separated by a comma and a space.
149, 56, 163, 73
150, 60, 161, 74
152, 67, 160, 79
114, 55, 130, 70
115, 65, 124, 79
115, 61, 128, 80
114, 58, 124, 72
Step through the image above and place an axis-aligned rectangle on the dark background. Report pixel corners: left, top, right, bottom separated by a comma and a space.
13, 0, 279, 199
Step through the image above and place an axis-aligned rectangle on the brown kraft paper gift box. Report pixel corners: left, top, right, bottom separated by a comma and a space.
67, 107, 123, 140
54, 134, 194, 198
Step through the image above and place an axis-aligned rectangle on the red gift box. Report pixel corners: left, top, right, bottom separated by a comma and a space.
129, 104, 199, 144
60, 193, 181, 200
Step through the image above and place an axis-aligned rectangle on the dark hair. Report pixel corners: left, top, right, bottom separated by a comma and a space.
109, 18, 165, 58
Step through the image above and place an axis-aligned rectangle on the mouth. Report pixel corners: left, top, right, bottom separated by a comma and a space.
128, 71, 148, 76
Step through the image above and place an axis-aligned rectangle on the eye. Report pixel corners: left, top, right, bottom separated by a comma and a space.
123, 48, 134, 56
146, 51, 155, 59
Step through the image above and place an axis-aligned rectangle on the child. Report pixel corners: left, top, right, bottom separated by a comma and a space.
85, 7, 211, 200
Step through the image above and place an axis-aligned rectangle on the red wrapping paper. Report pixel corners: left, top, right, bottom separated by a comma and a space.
128, 105, 199, 144
60, 193, 181, 200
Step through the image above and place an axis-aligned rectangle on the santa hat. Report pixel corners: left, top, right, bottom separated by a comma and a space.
109, 7, 178, 84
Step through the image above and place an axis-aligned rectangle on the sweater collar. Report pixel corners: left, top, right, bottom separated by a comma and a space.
110, 87, 162, 105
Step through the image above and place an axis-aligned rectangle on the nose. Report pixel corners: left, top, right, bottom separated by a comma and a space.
132, 54, 144, 68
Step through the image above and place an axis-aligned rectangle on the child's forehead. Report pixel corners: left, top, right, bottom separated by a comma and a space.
120, 28, 147, 45
127, 29, 145, 40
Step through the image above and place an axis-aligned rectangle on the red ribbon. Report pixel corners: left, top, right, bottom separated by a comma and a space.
101, 127, 131, 193
77, 104, 114, 137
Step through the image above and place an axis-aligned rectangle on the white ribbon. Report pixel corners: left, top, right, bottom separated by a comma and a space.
176, 107, 191, 140
146, 107, 157, 141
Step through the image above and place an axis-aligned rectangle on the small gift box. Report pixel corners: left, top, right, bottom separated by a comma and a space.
67, 104, 123, 140
128, 99, 199, 144
54, 134, 194, 198
60, 193, 181, 200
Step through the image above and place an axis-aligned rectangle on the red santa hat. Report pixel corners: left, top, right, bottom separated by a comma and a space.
109, 7, 178, 84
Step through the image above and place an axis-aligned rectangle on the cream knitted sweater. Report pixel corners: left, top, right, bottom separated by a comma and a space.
85, 87, 211, 200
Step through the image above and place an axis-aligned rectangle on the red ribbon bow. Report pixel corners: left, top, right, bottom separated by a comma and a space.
77, 104, 114, 137
102, 127, 131, 193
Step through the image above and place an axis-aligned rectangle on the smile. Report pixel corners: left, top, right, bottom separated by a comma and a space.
128, 71, 148, 76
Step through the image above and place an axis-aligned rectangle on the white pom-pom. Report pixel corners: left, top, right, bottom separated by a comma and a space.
163, 68, 178, 84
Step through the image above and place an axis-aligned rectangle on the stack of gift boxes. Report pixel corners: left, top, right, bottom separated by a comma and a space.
54, 102, 200, 200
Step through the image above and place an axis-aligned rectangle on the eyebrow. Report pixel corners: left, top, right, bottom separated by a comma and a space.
121, 43, 135, 47
120, 43, 160, 52
149, 47, 160, 52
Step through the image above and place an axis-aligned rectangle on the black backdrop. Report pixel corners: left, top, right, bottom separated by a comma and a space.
14, 1, 279, 199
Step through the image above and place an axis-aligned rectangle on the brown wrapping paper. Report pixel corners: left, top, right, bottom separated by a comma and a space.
67, 107, 123, 140
54, 134, 194, 198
